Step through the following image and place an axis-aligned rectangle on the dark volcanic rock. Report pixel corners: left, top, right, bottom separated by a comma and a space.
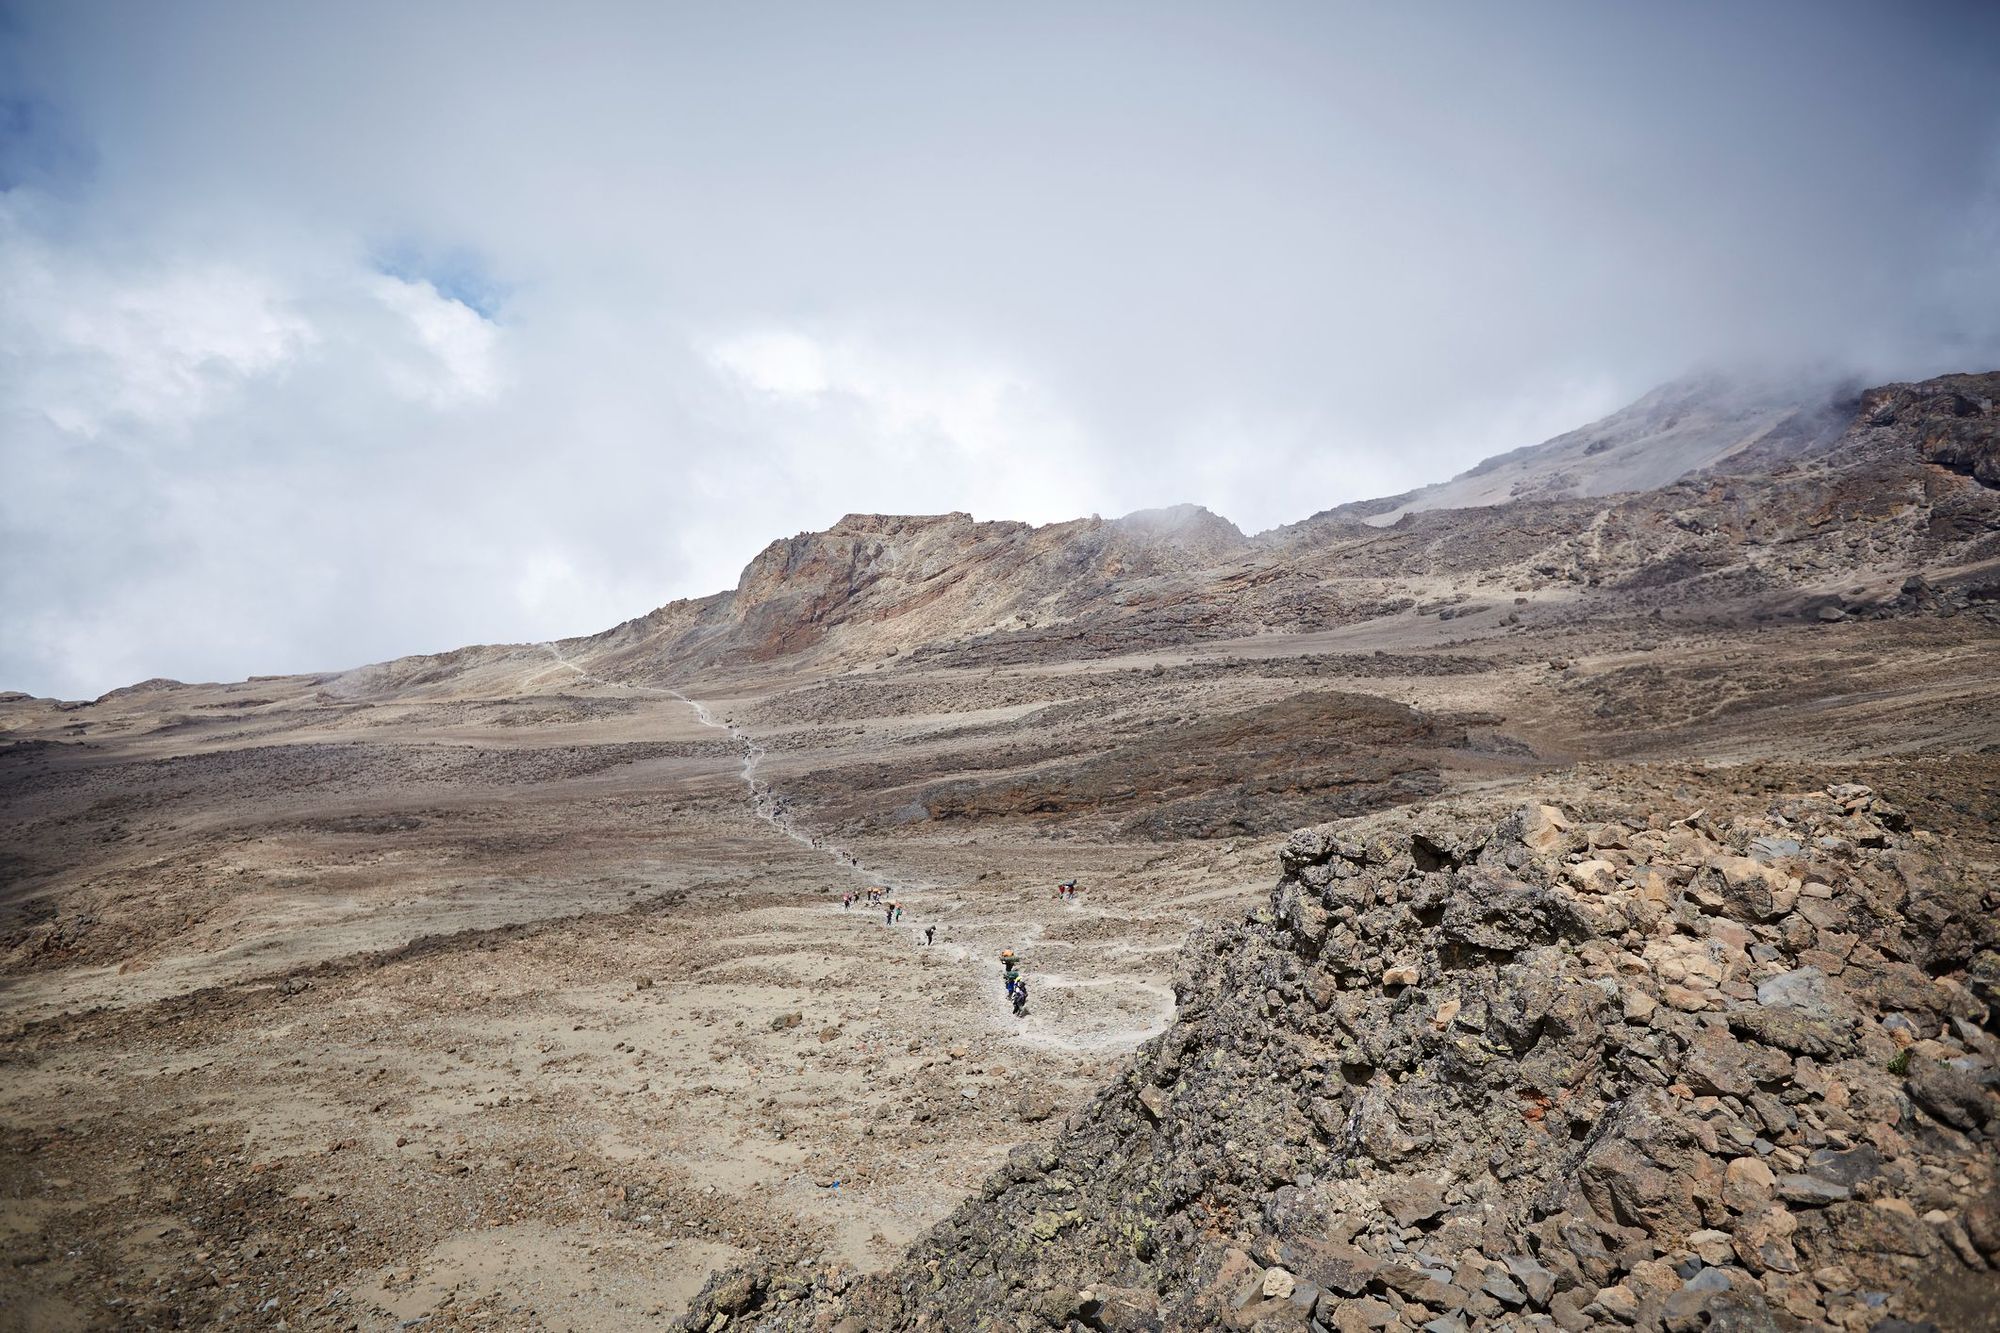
1859, 373, 2000, 488
681, 783, 2000, 1332
913, 691, 1468, 839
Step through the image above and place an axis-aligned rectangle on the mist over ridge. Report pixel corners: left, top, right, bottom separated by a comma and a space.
2, 2, 1997, 699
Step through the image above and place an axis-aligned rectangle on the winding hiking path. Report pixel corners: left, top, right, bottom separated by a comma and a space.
535, 642, 1181, 1053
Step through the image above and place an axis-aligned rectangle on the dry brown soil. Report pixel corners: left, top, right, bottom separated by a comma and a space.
2, 598, 1995, 1330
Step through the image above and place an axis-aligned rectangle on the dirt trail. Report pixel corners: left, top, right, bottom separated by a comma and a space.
537, 644, 1181, 1054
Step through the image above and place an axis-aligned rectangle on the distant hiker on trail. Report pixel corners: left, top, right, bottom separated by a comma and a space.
893, 903, 904, 923
885, 903, 895, 926
999, 949, 1021, 995
1009, 977, 1029, 1017
925, 925, 936, 946
842, 891, 852, 910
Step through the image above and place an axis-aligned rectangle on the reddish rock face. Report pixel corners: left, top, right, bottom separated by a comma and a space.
544, 371, 1999, 691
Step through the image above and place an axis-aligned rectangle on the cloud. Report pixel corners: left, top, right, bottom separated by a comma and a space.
0, 198, 313, 438
1, 0, 1997, 698
367, 274, 500, 405
703, 325, 1102, 499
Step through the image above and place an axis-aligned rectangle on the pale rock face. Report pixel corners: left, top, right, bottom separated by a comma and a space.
1521, 804, 1572, 854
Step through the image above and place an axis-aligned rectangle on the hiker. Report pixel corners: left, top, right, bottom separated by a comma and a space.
1009, 977, 1029, 1017
885, 903, 895, 926
842, 891, 852, 911
893, 903, 904, 923
924, 925, 936, 946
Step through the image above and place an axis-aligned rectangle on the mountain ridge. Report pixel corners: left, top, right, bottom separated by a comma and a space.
7, 368, 1996, 710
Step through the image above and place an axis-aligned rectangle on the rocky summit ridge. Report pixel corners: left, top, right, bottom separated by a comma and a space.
303, 367, 2000, 706
1308, 370, 1865, 529
683, 780, 1999, 1332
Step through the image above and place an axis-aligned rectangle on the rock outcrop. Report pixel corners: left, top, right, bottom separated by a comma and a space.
682, 784, 1999, 1332
294, 369, 2000, 704
1856, 373, 2000, 488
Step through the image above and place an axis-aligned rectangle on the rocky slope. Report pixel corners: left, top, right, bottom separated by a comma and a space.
528, 370, 2000, 686
59, 370, 1985, 712
681, 781, 1999, 1332
1301, 371, 1862, 529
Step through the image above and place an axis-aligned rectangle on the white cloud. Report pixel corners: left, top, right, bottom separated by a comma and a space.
708, 329, 830, 397
367, 273, 500, 405
2, 2, 1997, 698
701, 324, 1108, 525
0, 199, 314, 439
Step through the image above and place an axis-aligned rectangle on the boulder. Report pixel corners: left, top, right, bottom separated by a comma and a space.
1904, 1058, 1994, 1130
1381, 1178, 1447, 1229
1754, 967, 1829, 1012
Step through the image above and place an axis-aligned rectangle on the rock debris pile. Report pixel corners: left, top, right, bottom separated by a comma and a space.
682, 784, 1998, 1332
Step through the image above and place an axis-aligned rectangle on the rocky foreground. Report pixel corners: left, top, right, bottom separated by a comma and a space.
4, 371, 1996, 1330
683, 783, 1999, 1332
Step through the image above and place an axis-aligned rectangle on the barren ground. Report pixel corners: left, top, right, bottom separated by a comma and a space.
3, 597, 1996, 1330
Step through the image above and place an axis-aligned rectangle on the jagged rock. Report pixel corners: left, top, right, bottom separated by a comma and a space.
1480, 1267, 1528, 1309
1775, 1174, 1851, 1207
1279, 1246, 1364, 1300
1803, 1145, 1882, 1189
1579, 1093, 1717, 1233
1688, 1229, 1736, 1266
1504, 1253, 1557, 1308
1381, 1179, 1446, 1229
1726, 1006, 1853, 1058
1682, 1026, 1790, 1099
1904, 1058, 1994, 1131
1326, 1296, 1396, 1331
1724, 1156, 1776, 1213
1591, 1282, 1642, 1323
1549, 1288, 1595, 1331
1754, 966, 1828, 1011
1083, 1285, 1160, 1331
697, 785, 1998, 1333
1732, 1207, 1801, 1274
1705, 855, 1789, 922
1963, 1190, 2000, 1259
1515, 804, 1571, 853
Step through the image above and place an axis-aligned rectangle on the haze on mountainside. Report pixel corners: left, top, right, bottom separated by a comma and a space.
3, 0, 2000, 700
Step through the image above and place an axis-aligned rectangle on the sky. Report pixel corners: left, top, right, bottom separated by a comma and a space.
3, 2, 1998, 699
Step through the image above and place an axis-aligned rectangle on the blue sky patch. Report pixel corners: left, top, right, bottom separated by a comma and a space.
373, 241, 507, 320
